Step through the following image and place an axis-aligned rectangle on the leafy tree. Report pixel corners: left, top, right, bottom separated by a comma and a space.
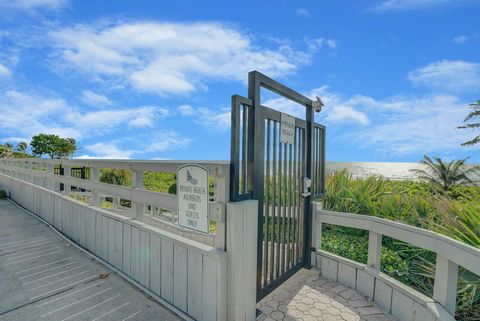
15, 142, 28, 156
30, 134, 77, 159
410, 155, 479, 191
458, 100, 480, 146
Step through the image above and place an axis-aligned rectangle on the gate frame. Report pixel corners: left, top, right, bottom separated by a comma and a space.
230, 71, 325, 301
249, 71, 315, 300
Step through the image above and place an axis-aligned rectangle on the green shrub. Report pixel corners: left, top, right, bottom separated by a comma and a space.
322, 170, 480, 321
0, 190, 7, 199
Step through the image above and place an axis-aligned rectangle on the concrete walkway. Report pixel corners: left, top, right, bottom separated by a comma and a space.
0, 200, 182, 321
257, 269, 396, 321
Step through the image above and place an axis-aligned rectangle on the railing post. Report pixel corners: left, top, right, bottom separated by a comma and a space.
433, 254, 458, 315
214, 165, 228, 251
46, 164, 55, 190
63, 164, 71, 196
90, 167, 101, 207
368, 231, 382, 270
312, 202, 323, 267
24, 161, 30, 182
132, 169, 144, 220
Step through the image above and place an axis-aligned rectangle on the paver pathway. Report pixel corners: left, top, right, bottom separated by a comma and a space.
0, 199, 182, 321
257, 268, 396, 321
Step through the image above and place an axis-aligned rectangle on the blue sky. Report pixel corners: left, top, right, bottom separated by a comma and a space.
0, 0, 479, 162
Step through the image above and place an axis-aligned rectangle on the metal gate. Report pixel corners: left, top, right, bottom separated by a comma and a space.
230, 71, 326, 301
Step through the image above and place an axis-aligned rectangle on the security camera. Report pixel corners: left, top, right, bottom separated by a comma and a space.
313, 96, 324, 113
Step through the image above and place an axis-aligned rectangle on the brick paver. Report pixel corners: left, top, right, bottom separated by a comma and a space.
257, 269, 395, 321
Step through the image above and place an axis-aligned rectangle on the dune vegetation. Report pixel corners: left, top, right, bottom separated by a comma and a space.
322, 170, 480, 321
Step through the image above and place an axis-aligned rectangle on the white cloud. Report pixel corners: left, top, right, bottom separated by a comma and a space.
81, 90, 111, 106
0, 136, 30, 144
252, 84, 475, 156
178, 104, 195, 116
77, 131, 191, 159
47, 21, 328, 95
260, 87, 369, 125
0, 89, 171, 143
453, 35, 468, 44
351, 95, 477, 155
179, 104, 231, 130
325, 105, 369, 125
79, 141, 136, 159
408, 60, 480, 92
145, 131, 191, 152
296, 8, 311, 17
371, 0, 460, 11
307, 38, 337, 51
64, 106, 169, 132
0, 0, 67, 11
0, 90, 80, 139
0, 63, 12, 77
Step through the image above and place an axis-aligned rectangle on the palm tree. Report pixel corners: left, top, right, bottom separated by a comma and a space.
410, 156, 479, 191
15, 142, 28, 156
458, 100, 480, 146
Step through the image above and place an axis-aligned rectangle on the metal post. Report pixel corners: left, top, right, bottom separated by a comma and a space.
303, 103, 313, 268
248, 71, 265, 293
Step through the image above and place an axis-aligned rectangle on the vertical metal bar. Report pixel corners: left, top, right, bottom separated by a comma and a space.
281, 140, 287, 273
292, 127, 298, 265
248, 73, 266, 293
287, 143, 293, 268
263, 120, 271, 287
276, 140, 282, 279
242, 105, 247, 193
303, 105, 314, 268
316, 127, 323, 195
322, 128, 326, 194
270, 121, 277, 283
229, 96, 241, 201
298, 129, 304, 261
313, 127, 320, 195
312, 128, 315, 196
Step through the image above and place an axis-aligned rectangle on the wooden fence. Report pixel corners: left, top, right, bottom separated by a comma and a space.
0, 158, 233, 321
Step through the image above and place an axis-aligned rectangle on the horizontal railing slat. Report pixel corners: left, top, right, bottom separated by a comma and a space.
317, 209, 480, 277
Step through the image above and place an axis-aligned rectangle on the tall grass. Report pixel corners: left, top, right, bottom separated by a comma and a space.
322, 170, 480, 321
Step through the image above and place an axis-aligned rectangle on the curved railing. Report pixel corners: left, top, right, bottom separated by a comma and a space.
0, 158, 231, 321
0, 158, 229, 248
312, 203, 480, 321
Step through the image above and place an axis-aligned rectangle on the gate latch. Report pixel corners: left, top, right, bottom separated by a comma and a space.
302, 177, 311, 197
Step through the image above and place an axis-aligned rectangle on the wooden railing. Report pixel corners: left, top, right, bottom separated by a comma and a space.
313, 203, 480, 321
0, 158, 232, 321
0, 158, 229, 249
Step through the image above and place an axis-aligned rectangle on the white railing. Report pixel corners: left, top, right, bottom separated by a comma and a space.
0, 158, 229, 249
0, 158, 231, 321
312, 203, 480, 321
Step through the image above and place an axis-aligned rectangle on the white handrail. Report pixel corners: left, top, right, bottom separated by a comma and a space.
0, 158, 230, 250
314, 204, 480, 317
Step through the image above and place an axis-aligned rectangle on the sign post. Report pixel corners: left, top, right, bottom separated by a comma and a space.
176, 164, 209, 233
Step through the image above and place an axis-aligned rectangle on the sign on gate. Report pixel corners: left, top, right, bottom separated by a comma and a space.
280, 113, 295, 144
177, 164, 209, 233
